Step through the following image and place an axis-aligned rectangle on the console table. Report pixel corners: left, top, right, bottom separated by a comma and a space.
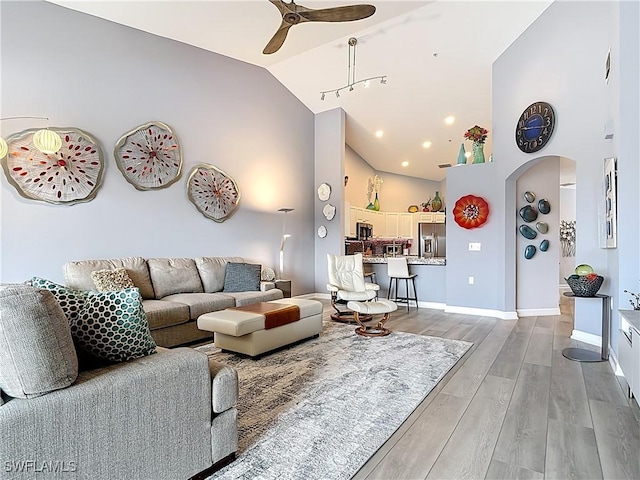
562, 292, 610, 362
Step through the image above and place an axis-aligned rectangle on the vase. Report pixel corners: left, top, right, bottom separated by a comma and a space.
456, 143, 467, 165
366, 202, 375, 210
373, 193, 380, 211
472, 142, 485, 164
431, 191, 442, 212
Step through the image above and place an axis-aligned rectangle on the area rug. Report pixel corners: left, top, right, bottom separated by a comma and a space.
196, 321, 472, 480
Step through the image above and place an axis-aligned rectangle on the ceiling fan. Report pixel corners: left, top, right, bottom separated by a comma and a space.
263, 0, 376, 55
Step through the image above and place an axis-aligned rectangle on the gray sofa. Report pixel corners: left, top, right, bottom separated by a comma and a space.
63, 256, 284, 347
0, 284, 239, 480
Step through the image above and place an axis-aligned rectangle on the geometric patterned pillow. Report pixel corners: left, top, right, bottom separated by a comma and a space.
223, 262, 261, 292
72, 288, 156, 362
90, 267, 135, 292
30, 277, 88, 323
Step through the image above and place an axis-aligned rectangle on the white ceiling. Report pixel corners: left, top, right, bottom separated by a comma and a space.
47, 0, 552, 181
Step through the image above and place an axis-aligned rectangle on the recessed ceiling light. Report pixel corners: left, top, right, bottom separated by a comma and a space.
444, 116, 455, 125
375, 130, 384, 138
402, 161, 409, 167
422, 141, 432, 149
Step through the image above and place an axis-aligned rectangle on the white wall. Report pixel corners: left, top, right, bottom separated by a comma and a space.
0, 1, 316, 295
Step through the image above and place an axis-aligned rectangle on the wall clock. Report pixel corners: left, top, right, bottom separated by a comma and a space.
515, 101, 555, 153
114, 121, 182, 190
2, 127, 104, 205
187, 164, 240, 222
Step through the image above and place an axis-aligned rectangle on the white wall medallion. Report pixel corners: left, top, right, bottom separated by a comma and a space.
2, 127, 104, 205
323, 203, 336, 221
114, 121, 182, 190
317, 225, 327, 238
317, 182, 331, 201
187, 164, 240, 222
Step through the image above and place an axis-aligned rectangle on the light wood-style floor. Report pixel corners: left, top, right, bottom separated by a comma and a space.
314, 295, 640, 480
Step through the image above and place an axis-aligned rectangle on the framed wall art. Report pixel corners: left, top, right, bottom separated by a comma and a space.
602, 157, 617, 248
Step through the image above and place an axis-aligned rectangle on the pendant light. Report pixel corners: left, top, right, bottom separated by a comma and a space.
0, 117, 63, 158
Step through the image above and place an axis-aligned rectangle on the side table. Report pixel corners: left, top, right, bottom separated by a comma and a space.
275, 279, 291, 298
562, 292, 610, 362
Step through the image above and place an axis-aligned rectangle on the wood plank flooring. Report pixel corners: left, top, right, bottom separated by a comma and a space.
334, 294, 640, 480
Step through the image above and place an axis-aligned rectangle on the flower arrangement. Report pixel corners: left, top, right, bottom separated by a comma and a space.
623, 282, 640, 310
372, 174, 383, 193
559, 220, 576, 257
464, 125, 489, 144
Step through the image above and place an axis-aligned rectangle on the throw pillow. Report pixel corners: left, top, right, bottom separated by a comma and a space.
30, 277, 88, 322
72, 288, 157, 362
90, 267, 135, 292
0, 284, 78, 399
223, 262, 261, 292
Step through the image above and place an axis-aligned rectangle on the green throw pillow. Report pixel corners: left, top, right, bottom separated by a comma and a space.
31, 277, 88, 322
73, 288, 156, 362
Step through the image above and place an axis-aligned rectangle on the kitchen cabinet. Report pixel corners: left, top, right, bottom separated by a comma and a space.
371, 211, 384, 236
399, 213, 413, 238
618, 310, 640, 404
385, 212, 399, 237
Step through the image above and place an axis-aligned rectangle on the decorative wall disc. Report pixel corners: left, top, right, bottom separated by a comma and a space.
2, 127, 104, 205
317, 225, 327, 238
323, 203, 336, 221
317, 183, 331, 201
187, 164, 240, 222
114, 121, 182, 190
453, 194, 490, 229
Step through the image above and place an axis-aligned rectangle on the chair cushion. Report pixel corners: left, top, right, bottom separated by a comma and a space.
147, 258, 204, 299
327, 253, 366, 293
337, 289, 377, 302
0, 284, 78, 399
195, 256, 244, 293
90, 267, 135, 292
63, 257, 155, 299
223, 263, 261, 293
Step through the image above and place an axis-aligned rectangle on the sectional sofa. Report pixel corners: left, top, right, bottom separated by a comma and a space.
63, 256, 284, 347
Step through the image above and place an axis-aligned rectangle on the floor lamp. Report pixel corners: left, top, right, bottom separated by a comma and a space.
278, 208, 294, 280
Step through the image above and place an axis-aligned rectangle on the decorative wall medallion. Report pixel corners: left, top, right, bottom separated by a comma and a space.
114, 121, 182, 190
536, 221, 549, 234
523, 191, 535, 203
2, 127, 104, 205
540, 239, 550, 252
317, 183, 331, 201
187, 164, 240, 222
323, 203, 336, 221
519, 205, 538, 223
524, 245, 537, 259
453, 195, 489, 229
519, 224, 537, 240
537, 198, 551, 214
317, 225, 327, 238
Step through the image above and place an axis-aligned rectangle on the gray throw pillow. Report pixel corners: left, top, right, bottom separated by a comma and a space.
223, 263, 261, 292
0, 284, 78, 399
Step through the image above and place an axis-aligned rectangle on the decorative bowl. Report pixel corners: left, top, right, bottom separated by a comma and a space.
565, 275, 604, 297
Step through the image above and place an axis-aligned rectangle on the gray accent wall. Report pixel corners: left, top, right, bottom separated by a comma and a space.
0, 1, 316, 294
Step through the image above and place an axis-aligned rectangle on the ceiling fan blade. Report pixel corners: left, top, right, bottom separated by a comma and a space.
263, 21, 293, 54
299, 4, 376, 23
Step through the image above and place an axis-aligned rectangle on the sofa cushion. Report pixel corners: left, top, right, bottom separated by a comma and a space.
142, 299, 191, 330
0, 284, 78, 399
223, 288, 284, 306
161, 293, 236, 320
31, 277, 88, 322
195, 256, 243, 293
147, 258, 204, 299
90, 267, 135, 292
73, 288, 157, 362
64, 257, 155, 299
223, 263, 261, 293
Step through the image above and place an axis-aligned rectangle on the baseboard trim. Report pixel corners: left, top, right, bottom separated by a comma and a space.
417, 300, 446, 310
444, 305, 519, 320
571, 329, 602, 347
517, 307, 561, 317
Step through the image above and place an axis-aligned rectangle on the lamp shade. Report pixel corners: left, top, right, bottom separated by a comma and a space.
0, 137, 7, 159
33, 129, 62, 154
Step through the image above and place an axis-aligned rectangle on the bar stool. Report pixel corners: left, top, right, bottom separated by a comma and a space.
387, 257, 418, 310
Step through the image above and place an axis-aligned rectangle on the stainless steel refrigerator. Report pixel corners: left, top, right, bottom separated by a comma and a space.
418, 223, 446, 258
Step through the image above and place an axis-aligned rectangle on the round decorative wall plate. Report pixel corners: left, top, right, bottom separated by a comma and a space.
323, 203, 336, 221
317, 225, 327, 238
2, 127, 104, 205
453, 194, 490, 229
317, 183, 331, 201
187, 164, 240, 222
114, 121, 182, 190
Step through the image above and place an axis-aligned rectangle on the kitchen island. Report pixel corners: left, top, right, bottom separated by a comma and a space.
363, 255, 446, 306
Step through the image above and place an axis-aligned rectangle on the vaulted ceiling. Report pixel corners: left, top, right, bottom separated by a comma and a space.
46, 0, 552, 181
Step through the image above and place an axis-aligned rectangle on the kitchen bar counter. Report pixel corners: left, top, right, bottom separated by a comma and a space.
362, 255, 446, 266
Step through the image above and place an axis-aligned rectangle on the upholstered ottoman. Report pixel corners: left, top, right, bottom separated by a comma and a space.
197, 298, 323, 357
347, 299, 398, 337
